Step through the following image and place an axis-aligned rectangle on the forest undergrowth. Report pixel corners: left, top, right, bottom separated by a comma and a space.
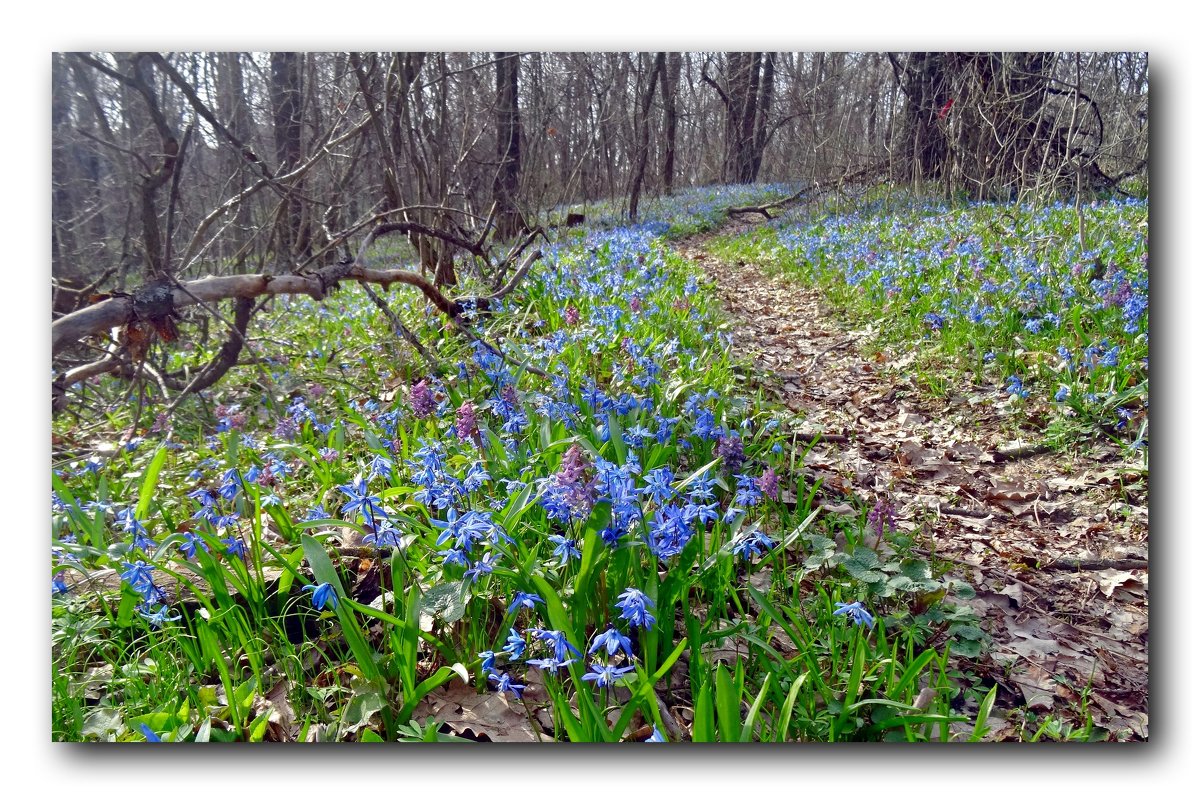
50, 184, 1148, 742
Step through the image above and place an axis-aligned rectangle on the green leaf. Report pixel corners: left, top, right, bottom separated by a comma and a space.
340, 681, 386, 739
606, 413, 627, 465
950, 580, 977, 599
692, 680, 715, 742
714, 665, 741, 742
969, 685, 998, 742
420, 580, 471, 625
301, 534, 383, 684
399, 665, 470, 724
888, 648, 937, 699
740, 673, 772, 742
775, 673, 808, 742
899, 559, 932, 582
135, 446, 168, 522
843, 554, 887, 584
832, 635, 867, 739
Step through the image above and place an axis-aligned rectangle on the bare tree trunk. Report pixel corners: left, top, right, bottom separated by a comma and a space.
218, 52, 251, 264
628, 52, 664, 222
662, 51, 681, 194
493, 51, 525, 241
270, 52, 308, 263
51, 54, 77, 282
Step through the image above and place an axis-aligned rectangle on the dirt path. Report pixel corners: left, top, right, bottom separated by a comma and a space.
675, 225, 1149, 740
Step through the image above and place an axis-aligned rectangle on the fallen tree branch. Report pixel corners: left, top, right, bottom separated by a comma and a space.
1042, 557, 1148, 572
165, 297, 256, 406
53, 261, 464, 355
726, 160, 889, 218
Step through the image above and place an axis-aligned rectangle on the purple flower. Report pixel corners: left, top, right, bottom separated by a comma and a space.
867, 499, 896, 540
411, 380, 437, 419
755, 468, 779, 500
716, 435, 746, 473
456, 402, 480, 443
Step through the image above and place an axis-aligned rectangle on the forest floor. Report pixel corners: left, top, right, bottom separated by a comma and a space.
674, 219, 1149, 739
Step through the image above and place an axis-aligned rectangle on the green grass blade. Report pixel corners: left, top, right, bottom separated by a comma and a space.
135, 445, 168, 521
969, 684, 998, 742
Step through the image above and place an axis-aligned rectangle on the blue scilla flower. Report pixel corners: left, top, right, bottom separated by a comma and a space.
363, 519, 404, 549
502, 628, 526, 660
641, 467, 677, 505
433, 508, 489, 551
137, 603, 182, 629
465, 552, 497, 583
337, 476, 384, 519
833, 601, 875, 630
478, 650, 498, 674
179, 532, 208, 560
581, 662, 635, 689
1054, 385, 1070, 402
303, 582, 339, 611
218, 468, 243, 500
463, 461, 491, 492
438, 548, 469, 568
1006, 376, 1029, 399
731, 527, 775, 560
488, 672, 526, 699
508, 591, 544, 614
589, 624, 634, 659
222, 536, 247, 559
615, 588, 656, 629
367, 454, 393, 482
547, 535, 581, 567
525, 656, 575, 675
530, 628, 581, 662
120, 560, 156, 594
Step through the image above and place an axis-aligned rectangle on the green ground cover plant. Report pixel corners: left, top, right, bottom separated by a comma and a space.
53, 185, 1141, 742
708, 192, 1148, 452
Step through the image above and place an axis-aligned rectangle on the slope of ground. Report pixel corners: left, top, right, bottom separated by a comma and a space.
675, 222, 1148, 739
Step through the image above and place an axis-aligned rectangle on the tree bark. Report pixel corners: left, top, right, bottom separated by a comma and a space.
493, 52, 525, 241
270, 52, 308, 262
628, 52, 664, 222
